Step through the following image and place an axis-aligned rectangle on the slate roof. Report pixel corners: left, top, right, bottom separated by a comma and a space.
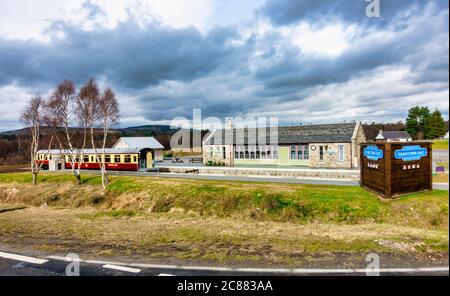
375, 131, 412, 140
204, 123, 357, 145
114, 137, 164, 149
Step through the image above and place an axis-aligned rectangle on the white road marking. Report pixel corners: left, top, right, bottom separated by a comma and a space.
0, 251, 48, 264
158, 273, 175, 276
47, 255, 81, 262
235, 267, 292, 273
44, 254, 449, 274
354, 267, 449, 273
292, 268, 355, 274
85, 259, 126, 265
102, 264, 141, 273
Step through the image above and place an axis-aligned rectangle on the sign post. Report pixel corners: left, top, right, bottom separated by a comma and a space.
360, 142, 432, 198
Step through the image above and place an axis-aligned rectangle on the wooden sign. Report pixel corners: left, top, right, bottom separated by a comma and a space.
360, 142, 432, 198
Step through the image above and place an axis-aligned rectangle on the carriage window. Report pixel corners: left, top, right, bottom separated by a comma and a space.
114, 155, 121, 163
124, 155, 131, 163
133, 155, 137, 163
105, 155, 111, 163
319, 146, 324, 161
83, 155, 89, 163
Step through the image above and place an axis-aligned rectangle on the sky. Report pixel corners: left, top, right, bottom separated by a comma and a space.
0, 0, 448, 131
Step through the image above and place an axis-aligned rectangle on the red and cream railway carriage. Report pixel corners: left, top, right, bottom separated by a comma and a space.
36, 148, 156, 171
36, 137, 165, 171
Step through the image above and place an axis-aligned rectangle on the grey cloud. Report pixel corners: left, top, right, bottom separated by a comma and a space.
0, 21, 242, 89
260, 0, 448, 27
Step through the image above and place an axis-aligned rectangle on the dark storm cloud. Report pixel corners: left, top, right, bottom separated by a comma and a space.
0, 21, 242, 89
260, 0, 448, 27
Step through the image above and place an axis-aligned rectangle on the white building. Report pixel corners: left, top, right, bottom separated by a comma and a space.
113, 137, 165, 161
375, 130, 412, 142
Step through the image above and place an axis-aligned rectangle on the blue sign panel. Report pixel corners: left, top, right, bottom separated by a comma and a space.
363, 145, 383, 161
394, 145, 427, 161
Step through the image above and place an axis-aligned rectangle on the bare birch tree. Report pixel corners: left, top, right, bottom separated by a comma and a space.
78, 79, 101, 176
75, 79, 99, 178
46, 80, 84, 184
20, 96, 44, 185
98, 88, 119, 188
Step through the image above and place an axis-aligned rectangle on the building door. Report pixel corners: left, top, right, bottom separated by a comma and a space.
139, 158, 146, 170
146, 151, 153, 168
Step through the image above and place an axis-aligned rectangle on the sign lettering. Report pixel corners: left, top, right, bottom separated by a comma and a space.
394, 145, 427, 161
363, 145, 383, 161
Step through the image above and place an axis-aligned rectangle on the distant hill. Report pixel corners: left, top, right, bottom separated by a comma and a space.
0, 125, 180, 151
1, 125, 177, 137
120, 125, 178, 136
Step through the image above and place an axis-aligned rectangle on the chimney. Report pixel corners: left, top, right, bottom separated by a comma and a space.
226, 118, 234, 129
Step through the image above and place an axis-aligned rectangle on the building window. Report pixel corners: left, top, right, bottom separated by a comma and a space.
338, 145, 345, 162
256, 149, 260, 159
297, 147, 302, 160
290, 145, 296, 160
261, 147, 266, 159
272, 146, 278, 159
319, 146, 324, 161
234, 149, 239, 159
222, 147, 226, 159
290, 145, 309, 160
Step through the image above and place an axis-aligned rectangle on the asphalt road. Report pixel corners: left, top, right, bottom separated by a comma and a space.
0, 253, 448, 276
433, 150, 449, 162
